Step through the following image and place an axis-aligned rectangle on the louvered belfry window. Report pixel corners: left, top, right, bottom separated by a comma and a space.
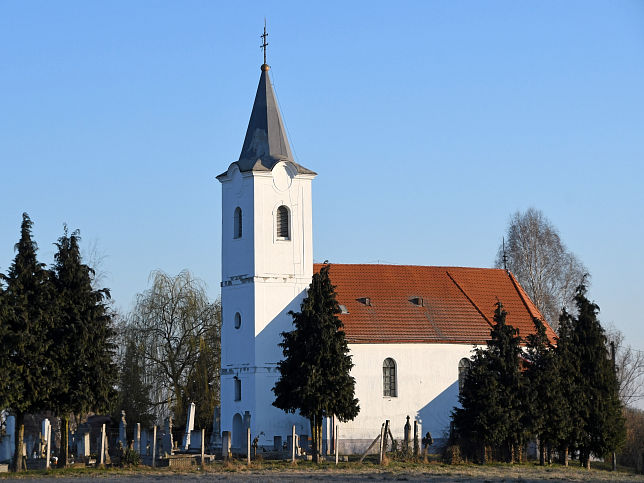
383, 358, 397, 397
276, 205, 289, 239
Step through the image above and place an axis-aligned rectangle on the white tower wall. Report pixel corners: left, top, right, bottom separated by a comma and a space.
220, 161, 314, 448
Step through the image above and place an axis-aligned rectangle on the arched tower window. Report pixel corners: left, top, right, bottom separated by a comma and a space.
383, 358, 397, 397
234, 377, 241, 401
458, 358, 471, 393
233, 207, 242, 239
234, 312, 242, 329
276, 205, 290, 239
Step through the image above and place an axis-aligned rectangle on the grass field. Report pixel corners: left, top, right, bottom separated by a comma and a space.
1, 458, 643, 481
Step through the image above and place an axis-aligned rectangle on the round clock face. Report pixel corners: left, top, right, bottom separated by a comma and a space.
273, 161, 294, 192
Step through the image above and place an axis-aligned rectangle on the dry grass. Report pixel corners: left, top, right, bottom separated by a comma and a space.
1, 459, 643, 481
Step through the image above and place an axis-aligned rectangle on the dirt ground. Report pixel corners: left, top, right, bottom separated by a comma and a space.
2, 460, 644, 482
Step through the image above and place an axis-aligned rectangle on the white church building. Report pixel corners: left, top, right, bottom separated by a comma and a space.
217, 60, 555, 453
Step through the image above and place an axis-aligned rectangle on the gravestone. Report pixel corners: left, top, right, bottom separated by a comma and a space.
81, 431, 90, 457
182, 402, 195, 451
209, 406, 221, 450
190, 432, 202, 449
118, 410, 127, 448
41, 419, 51, 458
0, 415, 15, 463
273, 436, 282, 451
221, 431, 231, 460
134, 423, 141, 454
162, 418, 174, 455
75, 424, 90, 458
141, 429, 149, 455
403, 415, 411, 451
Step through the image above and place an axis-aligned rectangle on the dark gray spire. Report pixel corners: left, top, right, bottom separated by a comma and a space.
233, 65, 315, 175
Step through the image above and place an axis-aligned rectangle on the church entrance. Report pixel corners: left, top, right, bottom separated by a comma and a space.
232, 413, 243, 449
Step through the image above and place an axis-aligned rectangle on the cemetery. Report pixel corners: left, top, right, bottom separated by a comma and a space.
0, 405, 433, 472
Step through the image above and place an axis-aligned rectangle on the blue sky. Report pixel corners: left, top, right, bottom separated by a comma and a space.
1, 1, 643, 356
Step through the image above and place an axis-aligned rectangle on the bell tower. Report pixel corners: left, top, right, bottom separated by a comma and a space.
217, 55, 316, 447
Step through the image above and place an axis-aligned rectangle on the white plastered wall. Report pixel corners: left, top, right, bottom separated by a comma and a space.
337, 342, 476, 453
220, 161, 314, 447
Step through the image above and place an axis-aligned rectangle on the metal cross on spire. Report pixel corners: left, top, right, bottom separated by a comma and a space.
260, 19, 269, 65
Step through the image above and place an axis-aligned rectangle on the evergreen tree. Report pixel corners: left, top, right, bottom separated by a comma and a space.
553, 308, 579, 465
272, 264, 359, 463
524, 317, 568, 465
556, 283, 625, 468
452, 302, 525, 462
184, 336, 219, 431
115, 332, 155, 430
0, 214, 55, 471
49, 227, 118, 466
0, 281, 9, 410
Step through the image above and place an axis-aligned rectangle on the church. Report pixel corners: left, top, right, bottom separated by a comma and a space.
217, 58, 555, 453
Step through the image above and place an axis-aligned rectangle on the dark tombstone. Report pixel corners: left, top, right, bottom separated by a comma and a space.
273, 436, 282, 452
403, 416, 411, 451
422, 431, 433, 458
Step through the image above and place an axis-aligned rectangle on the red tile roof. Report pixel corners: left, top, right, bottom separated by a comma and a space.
314, 264, 556, 345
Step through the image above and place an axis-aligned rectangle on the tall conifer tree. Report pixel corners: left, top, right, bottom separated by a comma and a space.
272, 264, 359, 463
555, 283, 625, 468
50, 227, 117, 466
0, 214, 55, 471
524, 317, 568, 464
452, 302, 525, 462
116, 333, 154, 429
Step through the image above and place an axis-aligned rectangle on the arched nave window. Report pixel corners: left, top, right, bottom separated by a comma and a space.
458, 358, 471, 393
276, 205, 290, 239
233, 207, 242, 239
383, 358, 397, 397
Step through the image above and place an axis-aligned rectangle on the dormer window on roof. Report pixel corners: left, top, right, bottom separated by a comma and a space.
357, 297, 371, 306
339, 304, 349, 314
410, 296, 424, 307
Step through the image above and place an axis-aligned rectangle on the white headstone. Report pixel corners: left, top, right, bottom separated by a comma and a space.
134, 423, 141, 454
118, 410, 127, 448
81, 431, 90, 457
44, 421, 51, 469
41, 419, 51, 452
182, 402, 195, 451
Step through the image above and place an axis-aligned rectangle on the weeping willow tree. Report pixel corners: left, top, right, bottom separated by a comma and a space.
125, 270, 221, 427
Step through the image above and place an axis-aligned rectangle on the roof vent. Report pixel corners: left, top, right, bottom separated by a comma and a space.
339, 304, 349, 314
357, 297, 371, 306
410, 296, 424, 307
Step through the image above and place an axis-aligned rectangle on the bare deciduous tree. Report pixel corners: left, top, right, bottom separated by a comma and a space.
606, 326, 644, 407
495, 208, 586, 331
127, 270, 221, 425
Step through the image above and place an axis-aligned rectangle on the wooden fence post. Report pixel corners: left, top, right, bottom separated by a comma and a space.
99, 424, 105, 467
335, 425, 339, 466
201, 428, 205, 468
247, 427, 251, 465
151, 426, 157, 468
291, 425, 296, 463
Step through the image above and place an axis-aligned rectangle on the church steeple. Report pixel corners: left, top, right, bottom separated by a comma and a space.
230, 58, 314, 175
237, 64, 295, 170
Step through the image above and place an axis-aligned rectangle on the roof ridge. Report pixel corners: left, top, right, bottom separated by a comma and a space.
315, 263, 508, 271
445, 270, 494, 328
506, 271, 557, 341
